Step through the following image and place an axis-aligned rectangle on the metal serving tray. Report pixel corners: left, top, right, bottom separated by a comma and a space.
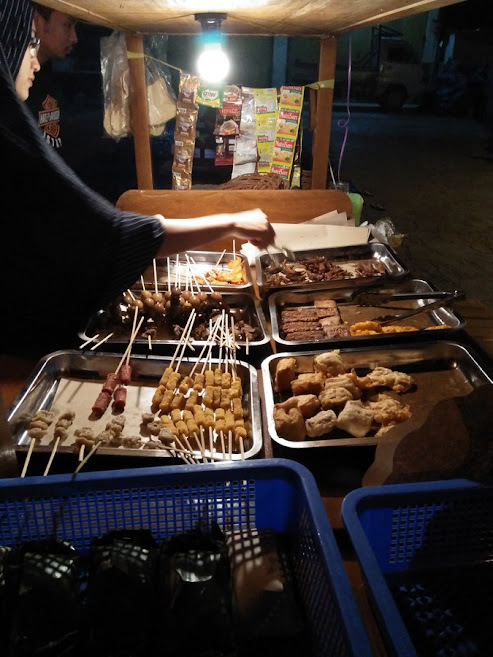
256, 243, 409, 294
8, 351, 262, 461
80, 291, 270, 352
141, 251, 253, 291
261, 341, 493, 449
269, 279, 465, 348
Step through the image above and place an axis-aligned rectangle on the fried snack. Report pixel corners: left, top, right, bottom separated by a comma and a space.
193, 373, 205, 391
170, 392, 186, 410
230, 379, 243, 399
425, 324, 451, 330
185, 390, 199, 411
274, 357, 297, 392
178, 376, 194, 394
324, 371, 362, 399
276, 394, 320, 419
305, 409, 337, 438
365, 392, 412, 434
152, 385, 165, 406
336, 400, 374, 438
349, 321, 382, 335
381, 325, 419, 333
203, 257, 247, 286
313, 350, 346, 376
273, 404, 306, 442
290, 372, 325, 396
319, 386, 353, 409
159, 389, 175, 413
358, 366, 414, 393
232, 397, 244, 420
204, 370, 215, 387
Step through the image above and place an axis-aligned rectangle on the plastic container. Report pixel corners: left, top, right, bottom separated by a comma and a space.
342, 479, 493, 657
0, 459, 372, 657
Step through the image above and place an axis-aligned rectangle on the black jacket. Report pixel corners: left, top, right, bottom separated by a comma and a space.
0, 38, 164, 359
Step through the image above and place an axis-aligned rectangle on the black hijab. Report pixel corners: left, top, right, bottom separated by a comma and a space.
0, 0, 33, 81
0, 0, 164, 359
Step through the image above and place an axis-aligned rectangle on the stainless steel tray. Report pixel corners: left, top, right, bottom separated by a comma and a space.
261, 341, 493, 449
141, 251, 253, 291
269, 279, 465, 347
256, 243, 409, 294
80, 291, 270, 351
8, 351, 262, 461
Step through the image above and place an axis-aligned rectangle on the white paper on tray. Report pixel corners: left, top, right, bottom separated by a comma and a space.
241, 223, 370, 264
304, 210, 348, 225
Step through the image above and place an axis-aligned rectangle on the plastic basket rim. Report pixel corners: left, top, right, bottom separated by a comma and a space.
341, 478, 486, 657
0, 457, 373, 657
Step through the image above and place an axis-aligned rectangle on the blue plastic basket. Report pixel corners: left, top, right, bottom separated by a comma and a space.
0, 458, 372, 657
342, 479, 493, 657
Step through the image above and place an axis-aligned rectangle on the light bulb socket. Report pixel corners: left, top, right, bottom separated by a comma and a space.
194, 13, 227, 32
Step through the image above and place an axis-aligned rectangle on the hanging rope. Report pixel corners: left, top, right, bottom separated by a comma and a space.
337, 34, 352, 184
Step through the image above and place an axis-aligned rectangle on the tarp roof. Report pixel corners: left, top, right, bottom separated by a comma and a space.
38, 0, 466, 37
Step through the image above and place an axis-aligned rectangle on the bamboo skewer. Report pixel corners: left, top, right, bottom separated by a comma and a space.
79, 334, 99, 349
74, 440, 102, 473
90, 332, 114, 351
43, 436, 60, 476
153, 258, 159, 294
20, 437, 36, 478
214, 249, 226, 267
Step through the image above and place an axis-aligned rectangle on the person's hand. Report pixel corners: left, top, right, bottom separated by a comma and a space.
230, 208, 276, 249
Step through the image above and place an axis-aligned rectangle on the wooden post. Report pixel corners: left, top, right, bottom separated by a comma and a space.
125, 33, 153, 189
311, 36, 337, 189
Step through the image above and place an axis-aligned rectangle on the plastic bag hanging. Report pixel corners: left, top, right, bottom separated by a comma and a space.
100, 32, 177, 140
101, 31, 131, 140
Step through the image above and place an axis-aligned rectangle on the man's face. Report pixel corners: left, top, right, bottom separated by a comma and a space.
34, 10, 78, 63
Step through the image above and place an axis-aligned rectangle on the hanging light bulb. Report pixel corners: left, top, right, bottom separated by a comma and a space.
195, 13, 230, 84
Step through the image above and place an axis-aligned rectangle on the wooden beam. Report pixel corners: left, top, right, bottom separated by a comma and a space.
311, 36, 337, 189
125, 33, 153, 189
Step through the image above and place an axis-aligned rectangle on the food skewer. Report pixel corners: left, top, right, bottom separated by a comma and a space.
74, 440, 102, 474
90, 332, 114, 351
153, 258, 159, 294
43, 436, 60, 476
43, 411, 76, 474
20, 437, 36, 478
79, 334, 99, 349
189, 256, 216, 293
214, 248, 226, 267
230, 320, 245, 459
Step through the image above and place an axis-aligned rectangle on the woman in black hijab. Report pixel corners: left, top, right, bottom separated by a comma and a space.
0, 0, 274, 359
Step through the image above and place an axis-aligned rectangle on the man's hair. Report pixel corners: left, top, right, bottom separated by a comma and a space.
32, 3, 53, 20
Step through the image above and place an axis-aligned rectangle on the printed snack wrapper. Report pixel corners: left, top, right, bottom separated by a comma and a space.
254, 88, 278, 173
270, 86, 304, 181
172, 72, 200, 190
197, 85, 224, 108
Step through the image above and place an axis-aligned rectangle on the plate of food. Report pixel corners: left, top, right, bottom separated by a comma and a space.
261, 341, 493, 448
140, 251, 252, 291
256, 243, 409, 294
269, 279, 465, 347
80, 290, 270, 353
8, 351, 263, 468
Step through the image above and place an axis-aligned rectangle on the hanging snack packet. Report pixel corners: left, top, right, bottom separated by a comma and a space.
254, 87, 278, 173
172, 72, 200, 190
271, 85, 304, 182
239, 86, 256, 137
197, 84, 224, 108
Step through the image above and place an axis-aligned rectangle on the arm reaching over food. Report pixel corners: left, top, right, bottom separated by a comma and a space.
153, 209, 276, 255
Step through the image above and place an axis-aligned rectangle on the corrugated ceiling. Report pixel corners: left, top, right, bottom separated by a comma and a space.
38, 0, 466, 36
